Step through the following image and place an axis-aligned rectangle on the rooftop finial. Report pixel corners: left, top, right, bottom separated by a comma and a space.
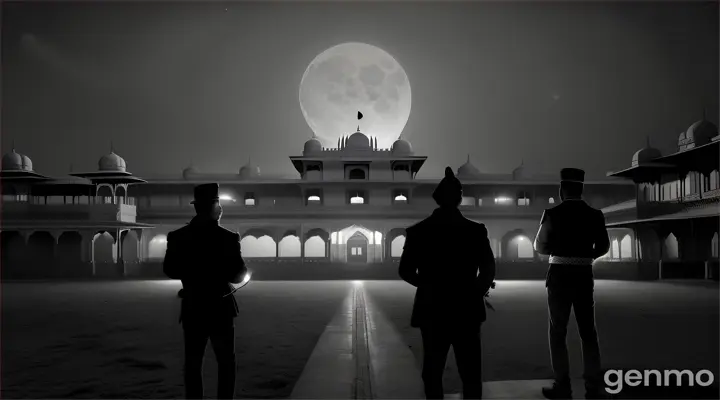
466, 154, 470, 163
110, 140, 115, 153
11, 139, 16, 152
520, 158, 524, 166
646, 135, 651, 148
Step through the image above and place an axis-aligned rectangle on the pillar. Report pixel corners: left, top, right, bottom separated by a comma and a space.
80, 231, 95, 277
133, 229, 144, 262
299, 224, 305, 263
276, 239, 280, 262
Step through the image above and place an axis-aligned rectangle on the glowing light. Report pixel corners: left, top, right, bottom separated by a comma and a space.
394, 194, 407, 201
219, 194, 236, 202
494, 197, 512, 204
352, 280, 364, 286
245, 198, 255, 206
308, 195, 321, 201
350, 195, 364, 204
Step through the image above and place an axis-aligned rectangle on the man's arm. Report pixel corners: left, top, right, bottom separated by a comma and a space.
163, 232, 183, 279
398, 229, 421, 287
591, 210, 611, 259
228, 233, 249, 284
476, 224, 496, 295
533, 210, 552, 256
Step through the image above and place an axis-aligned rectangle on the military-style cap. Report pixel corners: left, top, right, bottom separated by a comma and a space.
191, 183, 220, 204
560, 168, 585, 183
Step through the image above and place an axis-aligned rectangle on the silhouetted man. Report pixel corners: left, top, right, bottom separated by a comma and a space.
164, 183, 248, 399
399, 167, 496, 399
534, 168, 610, 399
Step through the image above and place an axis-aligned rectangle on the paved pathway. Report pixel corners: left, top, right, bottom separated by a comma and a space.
290, 281, 585, 399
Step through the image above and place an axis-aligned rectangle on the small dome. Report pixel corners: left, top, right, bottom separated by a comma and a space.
99, 151, 127, 172
21, 154, 33, 171
183, 166, 198, 179
391, 137, 413, 155
512, 161, 531, 180
684, 119, 718, 147
303, 136, 323, 154
2, 149, 23, 171
239, 159, 261, 179
346, 131, 370, 149
457, 155, 481, 179
632, 138, 661, 166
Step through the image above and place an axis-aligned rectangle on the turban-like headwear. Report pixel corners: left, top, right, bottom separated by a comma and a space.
432, 167, 463, 206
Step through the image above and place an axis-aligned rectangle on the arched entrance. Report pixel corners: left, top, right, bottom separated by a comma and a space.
347, 232, 368, 263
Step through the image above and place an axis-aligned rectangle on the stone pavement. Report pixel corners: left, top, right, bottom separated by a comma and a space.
290, 281, 586, 399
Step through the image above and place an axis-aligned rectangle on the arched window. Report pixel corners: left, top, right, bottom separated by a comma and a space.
391, 236, 405, 257
349, 169, 366, 180
620, 235, 632, 259
148, 234, 168, 259
350, 194, 364, 204
244, 192, 256, 206
664, 233, 679, 259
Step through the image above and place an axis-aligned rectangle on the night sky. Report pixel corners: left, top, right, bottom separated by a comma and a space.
2, 1, 718, 179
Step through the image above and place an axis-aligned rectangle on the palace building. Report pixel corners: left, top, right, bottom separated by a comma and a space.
1, 120, 718, 280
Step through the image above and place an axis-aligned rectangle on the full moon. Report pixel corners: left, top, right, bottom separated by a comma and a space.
299, 42, 412, 149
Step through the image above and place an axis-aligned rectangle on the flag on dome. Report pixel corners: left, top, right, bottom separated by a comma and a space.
358, 111, 363, 120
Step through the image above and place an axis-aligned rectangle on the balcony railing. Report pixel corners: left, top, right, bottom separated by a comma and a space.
1, 202, 137, 223
136, 202, 544, 220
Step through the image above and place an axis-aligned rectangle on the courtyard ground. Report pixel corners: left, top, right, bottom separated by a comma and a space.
2, 279, 718, 399
1, 281, 350, 399
363, 280, 720, 396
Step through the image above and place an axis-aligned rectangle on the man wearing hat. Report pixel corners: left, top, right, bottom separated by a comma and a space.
534, 168, 610, 399
399, 167, 496, 399
164, 183, 249, 399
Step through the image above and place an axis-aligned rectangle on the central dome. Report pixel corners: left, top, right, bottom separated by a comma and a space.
346, 131, 371, 149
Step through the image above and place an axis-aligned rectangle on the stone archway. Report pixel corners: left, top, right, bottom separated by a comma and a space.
278, 232, 301, 258
57, 231, 83, 278
386, 227, 407, 261
501, 229, 536, 260
93, 231, 117, 277
305, 228, 330, 258
1, 231, 26, 279
27, 231, 55, 278
347, 232, 368, 263
240, 229, 276, 258
391, 235, 405, 258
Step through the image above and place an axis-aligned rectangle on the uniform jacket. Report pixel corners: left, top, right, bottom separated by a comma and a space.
533, 199, 610, 259
163, 217, 248, 322
398, 207, 496, 329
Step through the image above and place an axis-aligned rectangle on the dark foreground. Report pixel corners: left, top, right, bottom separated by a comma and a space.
364, 280, 720, 398
2, 279, 718, 399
